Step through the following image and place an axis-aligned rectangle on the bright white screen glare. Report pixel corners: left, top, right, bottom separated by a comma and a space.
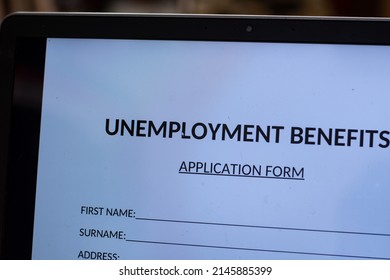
32, 38, 390, 259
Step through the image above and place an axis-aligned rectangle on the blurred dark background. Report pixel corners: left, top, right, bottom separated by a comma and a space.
1, 0, 390, 20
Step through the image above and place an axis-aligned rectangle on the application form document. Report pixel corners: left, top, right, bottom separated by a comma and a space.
32, 38, 390, 259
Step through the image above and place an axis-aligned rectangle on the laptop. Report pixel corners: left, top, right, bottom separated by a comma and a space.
1, 13, 390, 260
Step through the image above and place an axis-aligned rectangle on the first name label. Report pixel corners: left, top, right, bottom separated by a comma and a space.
80, 206, 135, 218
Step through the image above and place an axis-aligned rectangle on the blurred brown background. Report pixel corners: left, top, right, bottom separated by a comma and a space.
1, 0, 390, 20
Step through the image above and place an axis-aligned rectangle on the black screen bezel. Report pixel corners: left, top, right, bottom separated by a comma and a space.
2, 13, 390, 259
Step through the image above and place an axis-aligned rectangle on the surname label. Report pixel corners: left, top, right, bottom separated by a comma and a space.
79, 228, 126, 239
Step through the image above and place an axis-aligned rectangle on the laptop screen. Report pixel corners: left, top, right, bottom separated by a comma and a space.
31, 37, 390, 259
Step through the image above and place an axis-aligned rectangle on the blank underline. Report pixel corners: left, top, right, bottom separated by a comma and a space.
178, 171, 305, 180
136, 217, 390, 237
125, 239, 390, 260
